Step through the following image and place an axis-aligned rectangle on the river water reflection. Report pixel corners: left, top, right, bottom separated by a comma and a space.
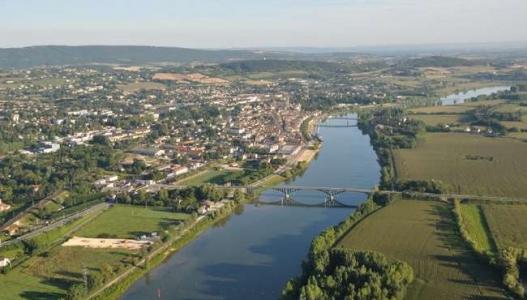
439, 86, 510, 105
122, 114, 381, 300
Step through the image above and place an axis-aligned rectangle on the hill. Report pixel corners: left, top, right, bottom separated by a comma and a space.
0, 45, 269, 69
404, 56, 479, 68
218, 59, 352, 73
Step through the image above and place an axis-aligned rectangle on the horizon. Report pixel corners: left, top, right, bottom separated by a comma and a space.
2, 40, 527, 51
2, 0, 527, 48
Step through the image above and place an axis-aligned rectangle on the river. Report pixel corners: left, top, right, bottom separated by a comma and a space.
121, 85, 510, 299
121, 114, 381, 300
439, 86, 510, 105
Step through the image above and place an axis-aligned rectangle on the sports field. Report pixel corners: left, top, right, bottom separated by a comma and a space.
394, 133, 527, 197
76, 205, 189, 239
176, 169, 241, 186
337, 199, 505, 299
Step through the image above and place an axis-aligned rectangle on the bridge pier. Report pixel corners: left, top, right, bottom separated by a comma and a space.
272, 187, 300, 206
318, 190, 345, 207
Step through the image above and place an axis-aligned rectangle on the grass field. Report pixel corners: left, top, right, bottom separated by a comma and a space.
493, 103, 527, 113
481, 204, 527, 250
176, 169, 241, 186
459, 203, 496, 254
394, 133, 527, 197
508, 131, 527, 141
337, 199, 505, 299
409, 100, 506, 114
411, 114, 462, 125
76, 205, 189, 239
501, 121, 527, 130
0, 246, 132, 300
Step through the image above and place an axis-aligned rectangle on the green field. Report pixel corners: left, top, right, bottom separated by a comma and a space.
0, 247, 131, 300
501, 121, 527, 130
481, 204, 527, 250
409, 105, 474, 114
458, 203, 496, 254
176, 169, 241, 186
409, 100, 505, 114
394, 133, 527, 197
76, 205, 189, 239
411, 114, 462, 125
337, 199, 505, 299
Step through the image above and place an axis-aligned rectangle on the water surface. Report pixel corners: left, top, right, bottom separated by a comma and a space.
439, 86, 510, 105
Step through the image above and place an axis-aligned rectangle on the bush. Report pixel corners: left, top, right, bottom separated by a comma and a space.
66, 283, 86, 300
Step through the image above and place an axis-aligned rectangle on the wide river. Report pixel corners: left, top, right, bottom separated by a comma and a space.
122, 114, 381, 300
439, 86, 510, 105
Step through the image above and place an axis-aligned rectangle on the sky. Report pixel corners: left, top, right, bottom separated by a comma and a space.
1, 0, 526, 49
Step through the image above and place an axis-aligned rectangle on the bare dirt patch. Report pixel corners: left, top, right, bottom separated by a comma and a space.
62, 236, 151, 250
296, 149, 317, 162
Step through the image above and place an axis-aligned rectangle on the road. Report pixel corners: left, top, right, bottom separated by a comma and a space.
0, 191, 61, 232
0, 202, 110, 248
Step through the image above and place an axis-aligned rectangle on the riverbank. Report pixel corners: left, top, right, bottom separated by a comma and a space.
90, 200, 240, 299
90, 116, 325, 299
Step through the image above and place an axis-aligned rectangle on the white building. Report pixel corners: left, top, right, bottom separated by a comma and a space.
0, 258, 11, 268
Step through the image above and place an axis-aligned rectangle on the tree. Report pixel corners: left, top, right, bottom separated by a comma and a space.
66, 284, 86, 300
87, 272, 104, 289
91, 135, 111, 146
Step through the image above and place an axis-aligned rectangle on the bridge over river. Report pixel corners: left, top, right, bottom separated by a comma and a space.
149, 183, 527, 209
263, 185, 527, 207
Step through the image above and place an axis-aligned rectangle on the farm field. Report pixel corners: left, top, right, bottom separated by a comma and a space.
409, 99, 505, 114
458, 203, 496, 254
480, 203, 527, 250
337, 199, 506, 299
409, 105, 474, 114
410, 114, 462, 125
500, 121, 527, 130
492, 103, 527, 113
393, 133, 527, 197
508, 131, 527, 141
76, 205, 189, 239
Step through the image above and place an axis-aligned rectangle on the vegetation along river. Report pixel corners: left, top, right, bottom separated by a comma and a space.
121, 114, 381, 299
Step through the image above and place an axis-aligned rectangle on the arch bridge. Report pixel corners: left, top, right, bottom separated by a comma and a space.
257, 186, 373, 208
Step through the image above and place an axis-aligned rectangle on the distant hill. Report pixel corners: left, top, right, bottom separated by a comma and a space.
0, 45, 272, 69
218, 59, 352, 73
404, 56, 479, 68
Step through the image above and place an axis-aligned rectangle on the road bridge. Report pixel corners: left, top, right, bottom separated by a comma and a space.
318, 124, 357, 128
141, 184, 527, 207
328, 117, 357, 121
